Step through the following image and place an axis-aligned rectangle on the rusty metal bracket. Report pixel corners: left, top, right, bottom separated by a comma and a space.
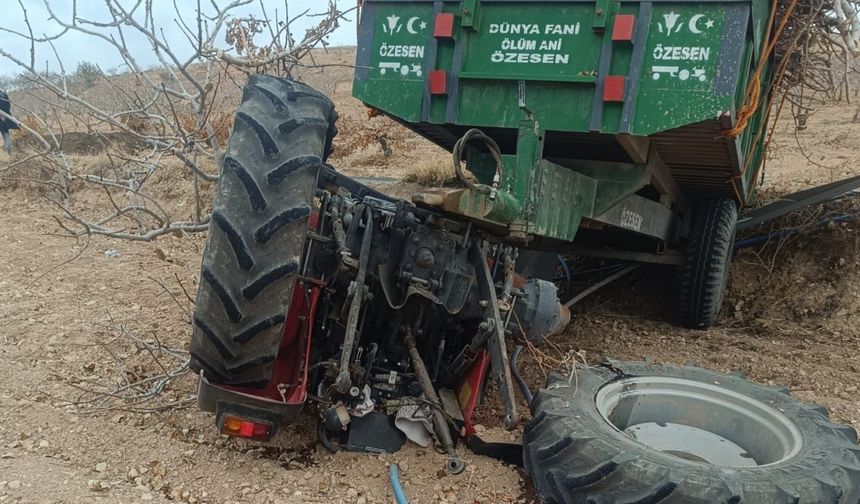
469, 243, 518, 430
461, 0, 481, 30
335, 207, 373, 394
404, 328, 466, 475
592, 0, 609, 31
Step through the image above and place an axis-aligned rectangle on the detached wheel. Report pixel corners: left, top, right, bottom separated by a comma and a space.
524, 362, 860, 503
678, 198, 738, 329
190, 75, 337, 387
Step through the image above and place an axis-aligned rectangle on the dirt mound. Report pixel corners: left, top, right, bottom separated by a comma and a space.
14, 131, 147, 155
727, 199, 860, 335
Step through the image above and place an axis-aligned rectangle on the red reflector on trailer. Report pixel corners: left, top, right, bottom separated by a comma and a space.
429, 70, 448, 95
434, 13, 455, 38
603, 76, 626, 102
612, 15, 636, 41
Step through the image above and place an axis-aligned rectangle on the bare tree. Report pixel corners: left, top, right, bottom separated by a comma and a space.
0, 0, 352, 241
775, 0, 860, 107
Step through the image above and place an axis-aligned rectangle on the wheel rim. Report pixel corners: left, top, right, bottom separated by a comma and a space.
595, 376, 803, 467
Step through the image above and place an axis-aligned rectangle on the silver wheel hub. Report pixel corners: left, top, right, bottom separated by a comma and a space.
595, 376, 803, 467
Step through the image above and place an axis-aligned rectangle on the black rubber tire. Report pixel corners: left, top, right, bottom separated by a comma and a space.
678, 198, 738, 329
190, 75, 337, 387
524, 361, 860, 504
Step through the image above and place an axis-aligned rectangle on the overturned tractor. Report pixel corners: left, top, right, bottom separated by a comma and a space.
189, 0, 860, 500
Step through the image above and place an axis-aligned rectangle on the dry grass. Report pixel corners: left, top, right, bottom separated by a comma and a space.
118, 114, 150, 134
331, 115, 404, 160
402, 156, 455, 186
178, 112, 234, 146
10, 115, 43, 142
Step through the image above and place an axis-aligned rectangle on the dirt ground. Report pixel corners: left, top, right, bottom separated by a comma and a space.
1, 57, 859, 503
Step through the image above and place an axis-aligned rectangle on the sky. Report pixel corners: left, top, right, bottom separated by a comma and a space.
0, 0, 359, 77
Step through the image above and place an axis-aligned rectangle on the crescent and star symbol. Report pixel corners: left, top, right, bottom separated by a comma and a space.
688, 14, 716, 34
406, 17, 428, 34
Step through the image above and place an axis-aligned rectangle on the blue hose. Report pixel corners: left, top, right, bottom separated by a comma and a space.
735, 190, 859, 249
734, 213, 858, 250
389, 463, 409, 504
557, 255, 572, 294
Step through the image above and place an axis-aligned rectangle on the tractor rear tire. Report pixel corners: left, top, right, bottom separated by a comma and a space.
190, 75, 337, 387
524, 362, 860, 504
678, 198, 738, 329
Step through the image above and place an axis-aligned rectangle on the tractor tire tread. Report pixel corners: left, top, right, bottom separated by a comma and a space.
190, 75, 336, 387
678, 198, 738, 329
523, 362, 860, 504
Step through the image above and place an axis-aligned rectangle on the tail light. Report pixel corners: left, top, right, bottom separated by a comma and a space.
218, 415, 274, 441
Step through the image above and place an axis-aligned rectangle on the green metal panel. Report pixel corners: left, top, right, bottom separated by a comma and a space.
456, 81, 595, 131
458, 4, 600, 81
355, 0, 767, 136
531, 160, 597, 241
632, 4, 729, 134
571, 161, 652, 215
353, 0, 773, 244
353, 2, 435, 123
451, 149, 656, 242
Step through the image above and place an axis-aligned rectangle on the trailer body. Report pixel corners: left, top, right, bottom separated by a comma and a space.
354, 0, 771, 250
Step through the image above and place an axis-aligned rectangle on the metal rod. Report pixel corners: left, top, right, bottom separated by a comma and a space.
404, 328, 465, 475
329, 201, 351, 258
510, 345, 534, 406
335, 207, 373, 394
301, 191, 329, 277
431, 336, 445, 382
564, 264, 641, 308
471, 243, 519, 431
500, 248, 515, 302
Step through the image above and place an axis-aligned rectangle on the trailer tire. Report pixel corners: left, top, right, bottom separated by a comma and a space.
190, 75, 337, 387
524, 361, 860, 504
678, 198, 738, 329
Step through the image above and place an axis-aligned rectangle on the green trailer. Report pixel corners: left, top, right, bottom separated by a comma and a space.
354, 0, 772, 327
